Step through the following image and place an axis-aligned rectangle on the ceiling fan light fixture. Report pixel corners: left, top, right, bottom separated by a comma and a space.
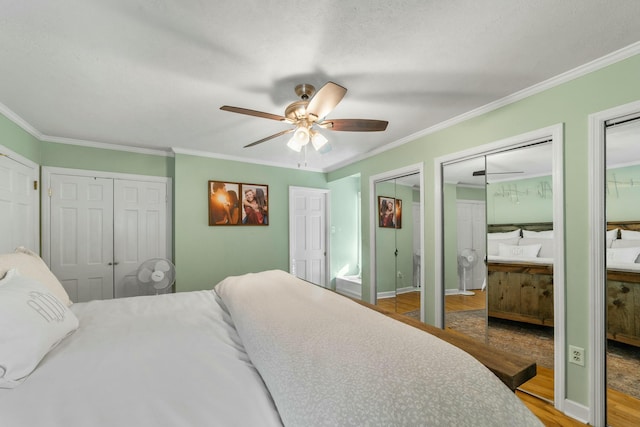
287, 126, 310, 152
311, 131, 328, 150
287, 135, 303, 152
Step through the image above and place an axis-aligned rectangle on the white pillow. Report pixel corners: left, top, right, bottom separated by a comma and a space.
519, 238, 555, 258
607, 246, 640, 264
0, 247, 72, 306
606, 228, 619, 241
620, 229, 640, 240
0, 269, 79, 388
522, 229, 554, 239
487, 237, 521, 256
487, 229, 521, 240
498, 243, 542, 258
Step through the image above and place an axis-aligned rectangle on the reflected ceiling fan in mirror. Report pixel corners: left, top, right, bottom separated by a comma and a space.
472, 170, 524, 177
220, 82, 388, 153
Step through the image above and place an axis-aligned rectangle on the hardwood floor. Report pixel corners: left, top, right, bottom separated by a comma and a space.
376, 291, 640, 426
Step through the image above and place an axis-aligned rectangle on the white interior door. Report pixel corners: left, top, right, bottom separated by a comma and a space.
0, 150, 39, 253
113, 179, 168, 297
289, 187, 329, 286
456, 200, 486, 290
49, 174, 114, 302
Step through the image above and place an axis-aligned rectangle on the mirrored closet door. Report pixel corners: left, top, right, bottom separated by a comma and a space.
442, 157, 488, 340
374, 172, 422, 317
605, 116, 640, 425
442, 142, 556, 401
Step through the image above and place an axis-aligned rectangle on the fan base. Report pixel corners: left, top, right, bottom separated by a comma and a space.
458, 290, 476, 296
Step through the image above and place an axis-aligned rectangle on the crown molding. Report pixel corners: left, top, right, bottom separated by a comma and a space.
41, 135, 174, 157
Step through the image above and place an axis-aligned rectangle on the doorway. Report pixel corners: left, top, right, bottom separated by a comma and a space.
0, 145, 39, 253
288, 186, 329, 287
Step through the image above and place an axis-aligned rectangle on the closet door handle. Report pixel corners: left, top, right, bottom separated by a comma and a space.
108, 262, 119, 266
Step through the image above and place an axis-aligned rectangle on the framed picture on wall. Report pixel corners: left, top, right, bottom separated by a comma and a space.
208, 181, 269, 226
378, 196, 396, 228
378, 196, 402, 229
395, 198, 402, 229
208, 181, 242, 225
240, 184, 269, 225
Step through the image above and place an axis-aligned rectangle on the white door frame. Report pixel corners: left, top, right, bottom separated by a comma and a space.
288, 186, 330, 286
588, 99, 640, 426
369, 163, 424, 318
0, 145, 40, 253
434, 124, 564, 411
41, 167, 172, 267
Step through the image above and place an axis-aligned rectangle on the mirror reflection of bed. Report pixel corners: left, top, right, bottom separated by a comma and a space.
442, 142, 557, 403
605, 117, 640, 424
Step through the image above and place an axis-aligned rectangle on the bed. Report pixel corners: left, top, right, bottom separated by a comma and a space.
0, 248, 542, 426
605, 221, 640, 348
486, 223, 555, 326
486, 221, 640, 347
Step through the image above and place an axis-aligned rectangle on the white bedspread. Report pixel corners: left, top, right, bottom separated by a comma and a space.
0, 291, 282, 427
216, 270, 542, 427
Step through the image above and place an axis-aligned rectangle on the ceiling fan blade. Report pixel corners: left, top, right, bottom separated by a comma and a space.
319, 118, 388, 132
220, 105, 287, 122
473, 170, 524, 176
306, 82, 347, 121
244, 128, 294, 148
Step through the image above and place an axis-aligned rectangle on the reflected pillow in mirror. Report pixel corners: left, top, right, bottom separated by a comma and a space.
607, 246, 640, 263
621, 229, 640, 240
522, 229, 553, 239
610, 241, 640, 263
487, 229, 521, 240
519, 238, 554, 258
487, 237, 520, 256
606, 228, 619, 242
498, 243, 541, 258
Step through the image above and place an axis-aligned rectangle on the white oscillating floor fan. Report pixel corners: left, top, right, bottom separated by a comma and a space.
457, 248, 478, 296
137, 258, 176, 295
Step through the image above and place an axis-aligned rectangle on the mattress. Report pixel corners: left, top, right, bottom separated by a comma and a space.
0, 290, 282, 427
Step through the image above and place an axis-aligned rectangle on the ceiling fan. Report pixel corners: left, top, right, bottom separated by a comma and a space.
472, 170, 524, 177
220, 82, 388, 152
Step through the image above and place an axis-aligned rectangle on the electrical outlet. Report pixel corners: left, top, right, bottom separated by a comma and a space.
569, 345, 585, 366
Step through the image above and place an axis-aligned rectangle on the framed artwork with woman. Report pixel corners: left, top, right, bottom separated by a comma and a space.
241, 184, 269, 225
378, 196, 402, 229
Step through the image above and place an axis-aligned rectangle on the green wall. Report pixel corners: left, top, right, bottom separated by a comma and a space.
487, 175, 553, 224
607, 164, 640, 220
375, 181, 415, 295
327, 54, 640, 407
40, 141, 173, 178
328, 174, 361, 288
173, 153, 327, 291
0, 114, 40, 162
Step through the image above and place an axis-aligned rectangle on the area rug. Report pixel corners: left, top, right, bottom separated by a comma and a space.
445, 310, 554, 369
443, 309, 640, 400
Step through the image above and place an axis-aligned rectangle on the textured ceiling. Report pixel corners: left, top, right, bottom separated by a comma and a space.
1, 0, 640, 171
